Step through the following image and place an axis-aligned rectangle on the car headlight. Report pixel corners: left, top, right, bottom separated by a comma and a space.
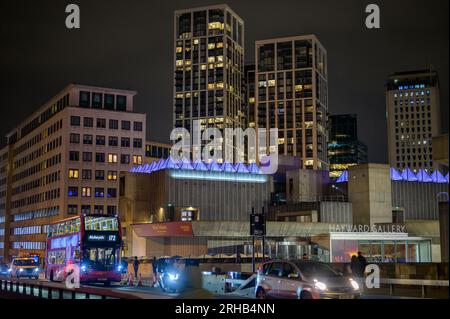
81, 265, 87, 272
117, 265, 122, 272
19, 268, 24, 272
8, 268, 12, 272
313, 279, 327, 291
34, 268, 39, 272
350, 279, 360, 291
168, 273, 179, 281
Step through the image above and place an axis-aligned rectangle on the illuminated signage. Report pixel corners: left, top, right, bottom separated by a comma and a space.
87, 234, 117, 242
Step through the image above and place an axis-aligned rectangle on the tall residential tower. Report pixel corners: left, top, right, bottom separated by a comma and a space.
255, 35, 328, 170
173, 4, 245, 162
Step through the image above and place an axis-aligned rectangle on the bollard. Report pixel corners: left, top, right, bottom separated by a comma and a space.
48, 287, 53, 299
15, 281, 19, 293
30, 284, 34, 297
38, 285, 43, 298
72, 290, 76, 299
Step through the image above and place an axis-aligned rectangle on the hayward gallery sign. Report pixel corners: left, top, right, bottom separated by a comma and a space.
329, 224, 406, 233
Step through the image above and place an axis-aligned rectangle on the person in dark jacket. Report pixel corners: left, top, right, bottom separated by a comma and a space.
357, 251, 367, 276
350, 255, 362, 277
133, 256, 139, 279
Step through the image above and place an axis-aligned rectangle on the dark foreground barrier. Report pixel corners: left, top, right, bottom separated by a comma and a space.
0, 276, 135, 300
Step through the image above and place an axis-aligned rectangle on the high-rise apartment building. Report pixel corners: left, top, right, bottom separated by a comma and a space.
0, 84, 146, 261
386, 69, 441, 171
255, 35, 328, 170
244, 64, 256, 129
328, 114, 368, 178
173, 4, 245, 163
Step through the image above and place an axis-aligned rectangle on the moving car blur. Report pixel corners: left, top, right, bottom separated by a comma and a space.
255, 260, 361, 299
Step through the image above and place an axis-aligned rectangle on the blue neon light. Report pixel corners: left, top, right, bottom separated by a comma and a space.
336, 168, 449, 184
169, 170, 268, 183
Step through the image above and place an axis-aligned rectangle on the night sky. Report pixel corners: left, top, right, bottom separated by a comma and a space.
0, 0, 448, 163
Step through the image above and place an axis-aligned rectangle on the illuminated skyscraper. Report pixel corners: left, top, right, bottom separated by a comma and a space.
173, 4, 245, 162
255, 35, 328, 170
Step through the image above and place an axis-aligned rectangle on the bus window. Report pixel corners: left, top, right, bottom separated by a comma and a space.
75, 219, 81, 232
74, 248, 80, 263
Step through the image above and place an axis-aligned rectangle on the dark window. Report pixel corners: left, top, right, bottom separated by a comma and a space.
107, 188, 117, 198
82, 152, 92, 162
68, 205, 78, 215
70, 116, 81, 126
109, 136, 118, 147
107, 206, 117, 215
69, 151, 79, 161
68, 187, 78, 197
83, 134, 93, 145
109, 119, 119, 129
121, 137, 130, 147
81, 205, 91, 214
92, 92, 103, 109
133, 138, 143, 148
97, 118, 106, 128
94, 205, 104, 214
120, 154, 130, 164
117, 95, 127, 111
70, 133, 80, 144
96, 153, 105, 163
133, 122, 143, 131
94, 188, 105, 198
80, 91, 90, 107
95, 170, 105, 180
82, 169, 92, 180
96, 135, 106, 146
121, 120, 131, 130
104, 94, 115, 110
84, 117, 94, 127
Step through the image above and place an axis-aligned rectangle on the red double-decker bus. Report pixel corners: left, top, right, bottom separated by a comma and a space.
45, 214, 123, 286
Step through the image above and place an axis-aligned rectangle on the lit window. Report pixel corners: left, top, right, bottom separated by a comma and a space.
295, 85, 303, 92
216, 55, 224, 62
208, 43, 216, 49
208, 83, 215, 90
108, 154, 118, 163
216, 82, 224, 89
176, 47, 182, 53
208, 22, 223, 30
176, 60, 183, 66
133, 155, 142, 165
107, 171, 118, 181
268, 80, 276, 87
208, 56, 215, 63
216, 42, 223, 48
68, 169, 79, 179
200, 64, 207, 70
81, 187, 91, 198
193, 39, 199, 45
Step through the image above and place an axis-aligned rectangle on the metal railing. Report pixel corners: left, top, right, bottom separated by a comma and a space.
380, 278, 449, 298
0, 276, 135, 299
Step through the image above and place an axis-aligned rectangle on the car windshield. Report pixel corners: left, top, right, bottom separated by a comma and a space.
14, 259, 37, 266
295, 262, 341, 280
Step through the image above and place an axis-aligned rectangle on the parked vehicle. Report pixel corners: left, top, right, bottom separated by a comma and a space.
255, 260, 361, 299
8, 258, 40, 279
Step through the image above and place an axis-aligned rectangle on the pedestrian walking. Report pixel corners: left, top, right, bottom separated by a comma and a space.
133, 256, 140, 279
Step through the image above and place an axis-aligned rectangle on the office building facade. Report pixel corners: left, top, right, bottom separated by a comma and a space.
328, 114, 368, 178
0, 84, 146, 261
173, 4, 245, 163
255, 35, 328, 170
386, 69, 441, 171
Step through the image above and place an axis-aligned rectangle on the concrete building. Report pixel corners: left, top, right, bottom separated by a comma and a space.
255, 35, 328, 170
0, 84, 146, 261
328, 114, 368, 178
173, 4, 245, 162
386, 69, 441, 171
119, 160, 272, 257
432, 134, 449, 173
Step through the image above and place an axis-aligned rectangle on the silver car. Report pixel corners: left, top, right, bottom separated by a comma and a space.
255, 260, 361, 299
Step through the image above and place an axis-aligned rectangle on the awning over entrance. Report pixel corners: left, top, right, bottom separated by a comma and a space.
131, 222, 193, 237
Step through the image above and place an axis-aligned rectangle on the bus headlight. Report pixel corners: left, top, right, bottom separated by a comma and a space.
168, 273, 179, 281
19, 268, 24, 272
117, 265, 122, 272
350, 279, 360, 291
34, 268, 40, 272
81, 265, 87, 272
